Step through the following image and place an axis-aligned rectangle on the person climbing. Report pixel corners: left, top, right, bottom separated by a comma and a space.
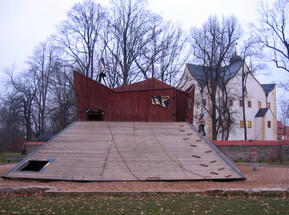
198, 113, 206, 136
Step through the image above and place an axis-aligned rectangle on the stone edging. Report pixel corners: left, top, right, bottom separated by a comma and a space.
1, 186, 289, 195
0, 186, 58, 194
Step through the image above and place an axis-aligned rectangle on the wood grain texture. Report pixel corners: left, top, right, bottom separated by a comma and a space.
4, 122, 244, 181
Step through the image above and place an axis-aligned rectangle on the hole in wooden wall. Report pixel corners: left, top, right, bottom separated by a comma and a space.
18, 160, 50, 172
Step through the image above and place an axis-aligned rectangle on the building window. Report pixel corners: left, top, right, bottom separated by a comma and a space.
239, 100, 244, 107
248, 101, 252, 108
240, 121, 244, 128
267, 121, 272, 128
266, 102, 270, 108
229, 99, 234, 107
248, 121, 252, 128
258, 102, 261, 109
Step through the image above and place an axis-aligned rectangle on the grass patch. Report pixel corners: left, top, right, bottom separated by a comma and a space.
0, 152, 22, 163
0, 193, 289, 215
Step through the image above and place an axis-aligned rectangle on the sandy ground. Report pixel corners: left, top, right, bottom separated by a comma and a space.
1, 163, 289, 192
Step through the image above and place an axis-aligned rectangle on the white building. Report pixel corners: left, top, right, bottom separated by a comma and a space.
177, 55, 277, 140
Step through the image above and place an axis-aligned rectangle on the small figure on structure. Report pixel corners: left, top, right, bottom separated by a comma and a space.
198, 113, 206, 136
98, 57, 106, 84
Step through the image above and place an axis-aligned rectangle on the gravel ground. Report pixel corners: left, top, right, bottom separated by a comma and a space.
1, 163, 289, 192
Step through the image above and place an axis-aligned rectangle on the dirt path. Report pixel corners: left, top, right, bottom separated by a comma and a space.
1, 163, 289, 192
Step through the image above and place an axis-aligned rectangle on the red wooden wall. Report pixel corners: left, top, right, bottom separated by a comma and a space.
74, 72, 114, 121
74, 72, 194, 122
114, 78, 173, 92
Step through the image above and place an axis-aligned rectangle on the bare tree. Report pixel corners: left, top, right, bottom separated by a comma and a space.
27, 41, 60, 137
190, 16, 241, 140
135, 15, 187, 85
254, 0, 289, 72
0, 95, 25, 151
48, 64, 76, 133
236, 38, 262, 140
133, 14, 163, 80
7, 70, 36, 141
217, 77, 236, 140
7, 40, 75, 139
57, 0, 106, 79
103, 0, 152, 86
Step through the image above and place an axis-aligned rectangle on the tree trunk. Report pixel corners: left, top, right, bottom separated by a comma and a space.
242, 67, 247, 140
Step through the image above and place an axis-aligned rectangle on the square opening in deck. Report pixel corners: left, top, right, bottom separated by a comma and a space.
18, 160, 50, 172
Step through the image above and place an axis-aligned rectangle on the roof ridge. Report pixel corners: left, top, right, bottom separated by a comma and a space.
186, 61, 243, 88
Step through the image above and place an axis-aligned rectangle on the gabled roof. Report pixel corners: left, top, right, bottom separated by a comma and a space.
255, 108, 269, 117
186, 64, 208, 88
261, 84, 275, 95
223, 60, 244, 81
186, 59, 243, 88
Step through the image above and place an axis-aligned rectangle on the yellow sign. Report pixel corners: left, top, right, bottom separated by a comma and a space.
151, 96, 170, 108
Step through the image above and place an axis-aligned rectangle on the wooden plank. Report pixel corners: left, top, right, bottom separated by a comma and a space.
4, 121, 244, 181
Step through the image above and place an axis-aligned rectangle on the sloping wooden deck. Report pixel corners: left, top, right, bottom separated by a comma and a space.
3, 122, 245, 181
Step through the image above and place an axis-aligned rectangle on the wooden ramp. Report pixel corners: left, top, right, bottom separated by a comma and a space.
3, 122, 245, 181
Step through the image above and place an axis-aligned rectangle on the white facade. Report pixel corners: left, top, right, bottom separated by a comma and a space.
178, 60, 277, 140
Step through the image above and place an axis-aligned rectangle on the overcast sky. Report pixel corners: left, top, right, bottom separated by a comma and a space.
0, 0, 288, 98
